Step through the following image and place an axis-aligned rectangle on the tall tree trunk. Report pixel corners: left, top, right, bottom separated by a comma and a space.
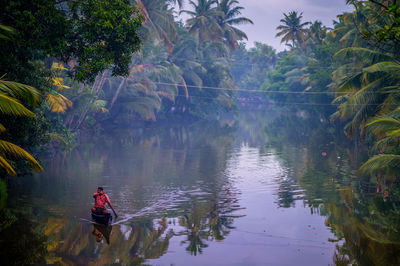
77, 83, 85, 94
109, 57, 137, 110
65, 83, 85, 129
64, 113, 74, 129
75, 71, 108, 129
110, 77, 126, 109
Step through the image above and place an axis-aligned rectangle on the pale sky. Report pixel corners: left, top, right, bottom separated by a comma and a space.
178, 0, 353, 51
235, 0, 353, 50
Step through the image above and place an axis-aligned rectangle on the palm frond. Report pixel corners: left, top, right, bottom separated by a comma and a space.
46, 92, 72, 113
372, 137, 395, 152
0, 155, 16, 176
0, 94, 35, 117
91, 100, 108, 113
225, 17, 254, 25
0, 140, 43, 173
359, 154, 400, 175
364, 61, 400, 79
0, 79, 41, 106
333, 47, 389, 63
45, 133, 68, 147
367, 117, 400, 135
0, 24, 15, 40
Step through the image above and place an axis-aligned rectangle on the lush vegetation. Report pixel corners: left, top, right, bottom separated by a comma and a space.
262, 0, 400, 185
1, 0, 400, 263
0, 0, 254, 174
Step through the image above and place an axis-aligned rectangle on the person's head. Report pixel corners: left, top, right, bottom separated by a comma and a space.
97, 187, 104, 194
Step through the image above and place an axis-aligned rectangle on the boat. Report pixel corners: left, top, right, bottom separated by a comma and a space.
91, 211, 112, 225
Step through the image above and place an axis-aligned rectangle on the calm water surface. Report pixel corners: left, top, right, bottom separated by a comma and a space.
9, 115, 400, 265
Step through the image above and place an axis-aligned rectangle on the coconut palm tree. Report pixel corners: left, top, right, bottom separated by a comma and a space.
331, 44, 400, 176
73, 0, 180, 128
180, 0, 224, 42
333, 12, 365, 48
331, 47, 398, 137
102, 0, 181, 118
217, 0, 254, 49
137, 0, 179, 52
0, 78, 43, 176
0, 24, 43, 175
276, 11, 310, 49
107, 39, 192, 122
359, 113, 400, 176
305, 20, 328, 47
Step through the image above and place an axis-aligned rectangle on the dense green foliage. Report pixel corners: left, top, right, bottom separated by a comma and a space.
263, 0, 400, 180
0, 0, 144, 175
0, 0, 143, 81
72, 0, 255, 127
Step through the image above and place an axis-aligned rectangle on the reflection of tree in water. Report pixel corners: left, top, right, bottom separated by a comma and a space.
260, 107, 400, 265
326, 182, 400, 265
235, 112, 271, 146
42, 185, 243, 263
28, 121, 244, 263
328, 201, 400, 265
0, 209, 47, 265
276, 178, 297, 208
287, 146, 400, 264
42, 216, 172, 265
176, 184, 242, 256
179, 211, 209, 255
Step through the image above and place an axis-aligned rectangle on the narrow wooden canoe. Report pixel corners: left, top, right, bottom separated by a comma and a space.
91, 212, 112, 225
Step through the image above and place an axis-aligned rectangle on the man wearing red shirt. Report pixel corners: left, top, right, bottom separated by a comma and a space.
91, 187, 116, 215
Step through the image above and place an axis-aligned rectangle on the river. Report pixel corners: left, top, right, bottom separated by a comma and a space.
5, 111, 400, 265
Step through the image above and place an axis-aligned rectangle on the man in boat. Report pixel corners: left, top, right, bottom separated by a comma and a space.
91, 187, 116, 215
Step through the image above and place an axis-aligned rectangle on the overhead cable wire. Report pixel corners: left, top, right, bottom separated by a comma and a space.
172, 58, 342, 69
154, 82, 391, 95
126, 95, 389, 106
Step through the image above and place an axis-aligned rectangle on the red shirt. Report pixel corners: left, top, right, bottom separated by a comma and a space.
94, 193, 110, 208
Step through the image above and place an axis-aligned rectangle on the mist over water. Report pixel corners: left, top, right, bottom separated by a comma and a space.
7, 110, 399, 265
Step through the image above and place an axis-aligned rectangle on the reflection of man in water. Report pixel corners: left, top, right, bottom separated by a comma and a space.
92, 227, 103, 242
91, 187, 114, 214
92, 224, 112, 244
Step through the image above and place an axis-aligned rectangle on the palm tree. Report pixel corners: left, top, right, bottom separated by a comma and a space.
276, 11, 310, 49
180, 0, 224, 42
136, 0, 179, 52
0, 78, 43, 176
359, 114, 400, 176
217, 0, 254, 49
73, 0, 180, 128
306, 20, 328, 47
0, 24, 43, 175
333, 12, 365, 48
107, 39, 192, 122
331, 45, 400, 177
101, 0, 181, 119
331, 47, 398, 137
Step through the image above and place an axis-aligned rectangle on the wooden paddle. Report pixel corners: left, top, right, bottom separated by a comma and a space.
111, 207, 118, 218
108, 204, 118, 218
